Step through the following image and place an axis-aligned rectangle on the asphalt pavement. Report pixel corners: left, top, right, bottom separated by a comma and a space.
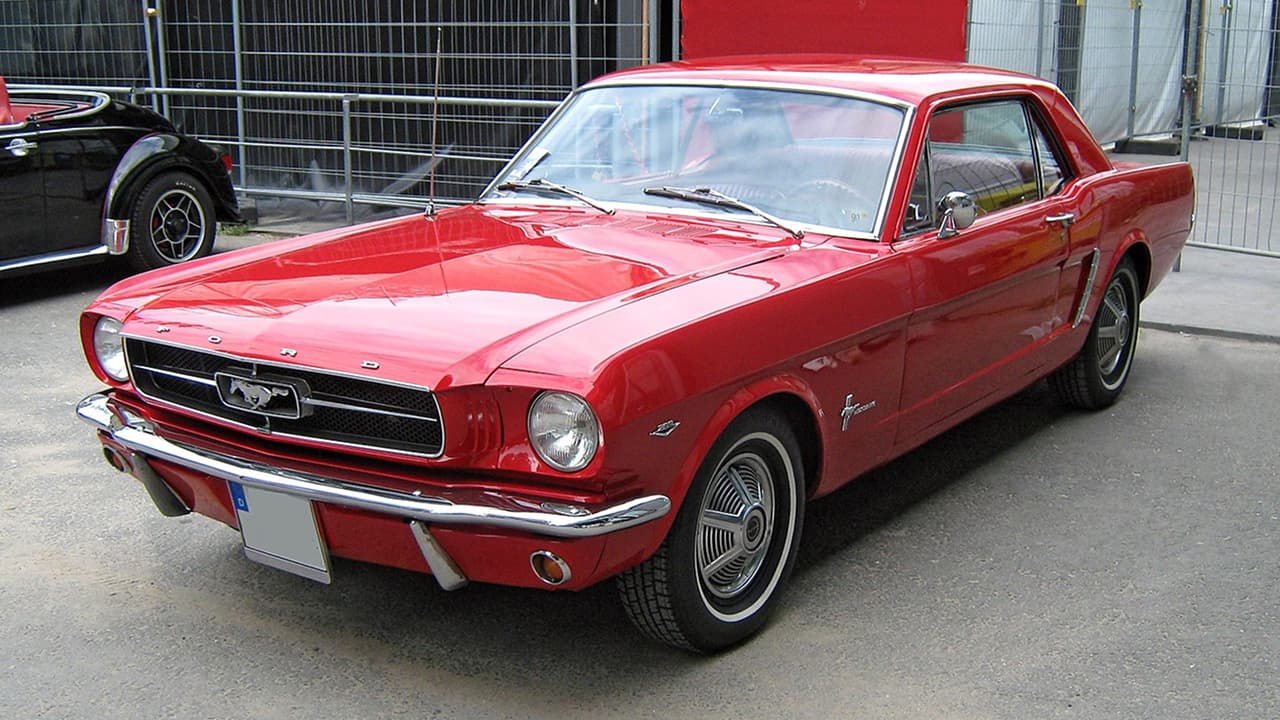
1, 203, 1277, 720
1142, 245, 1280, 343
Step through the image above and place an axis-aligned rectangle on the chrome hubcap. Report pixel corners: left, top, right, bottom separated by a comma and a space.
1096, 279, 1132, 377
149, 188, 206, 262
696, 452, 775, 600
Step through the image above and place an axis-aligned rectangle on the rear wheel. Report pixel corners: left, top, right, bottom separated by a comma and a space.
617, 408, 805, 653
125, 171, 216, 272
1050, 258, 1141, 409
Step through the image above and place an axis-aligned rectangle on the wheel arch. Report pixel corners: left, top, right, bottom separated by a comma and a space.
669, 376, 825, 512
1113, 230, 1152, 299
103, 134, 231, 224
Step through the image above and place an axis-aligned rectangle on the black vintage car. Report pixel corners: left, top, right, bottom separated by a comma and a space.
1, 77, 241, 276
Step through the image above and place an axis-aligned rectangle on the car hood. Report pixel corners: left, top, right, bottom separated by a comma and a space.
113, 204, 801, 390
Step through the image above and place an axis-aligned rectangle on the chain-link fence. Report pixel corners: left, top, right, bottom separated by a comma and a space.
0, 0, 677, 219
3, 0, 1278, 255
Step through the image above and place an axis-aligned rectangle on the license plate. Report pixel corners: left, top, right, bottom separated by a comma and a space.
229, 481, 331, 584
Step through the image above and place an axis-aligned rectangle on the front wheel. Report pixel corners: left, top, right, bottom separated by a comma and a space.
617, 408, 805, 652
1050, 257, 1141, 409
125, 171, 216, 272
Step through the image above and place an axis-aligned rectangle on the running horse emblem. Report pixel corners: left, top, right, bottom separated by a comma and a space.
226, 378, 291, 411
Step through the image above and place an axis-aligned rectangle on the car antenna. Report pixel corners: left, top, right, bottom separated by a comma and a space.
426, 25, 444, 218
425, 25, 450, 296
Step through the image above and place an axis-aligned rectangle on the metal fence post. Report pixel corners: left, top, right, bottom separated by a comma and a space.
1036, 0, 1047, 77
1215, 1, 1233, 126
231, 0, 247, 188
1126, 1, 1143, 140
569, 0, 579, 87
672, 0, 682, 61
342, 95, 354, 226
140, 0, 160, 112
152, 1, 170, 118
648, 0, 660, 63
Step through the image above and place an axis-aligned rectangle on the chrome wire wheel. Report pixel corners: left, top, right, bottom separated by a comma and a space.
616, 411, 804, 652
148, 187, 207, 263
1096, 281, 1133, 377
696, 450, 776, 601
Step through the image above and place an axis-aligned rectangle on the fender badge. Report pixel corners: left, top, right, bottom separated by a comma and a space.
651, 420, 681, 437
840, 393, 877, 431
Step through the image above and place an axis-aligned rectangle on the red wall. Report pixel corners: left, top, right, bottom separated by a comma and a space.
681, 0, 969, 62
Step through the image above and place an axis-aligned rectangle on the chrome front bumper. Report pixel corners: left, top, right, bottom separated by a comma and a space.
77, 391, 670, 556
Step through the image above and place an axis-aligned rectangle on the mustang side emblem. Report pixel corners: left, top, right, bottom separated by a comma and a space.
840, 393, 877, 431
214, 369, 311, 419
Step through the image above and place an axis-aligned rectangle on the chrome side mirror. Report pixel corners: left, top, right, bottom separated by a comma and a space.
937, 191, 977, 239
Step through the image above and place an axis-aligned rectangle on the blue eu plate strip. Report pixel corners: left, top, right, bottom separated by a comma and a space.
229, 481, 249, 512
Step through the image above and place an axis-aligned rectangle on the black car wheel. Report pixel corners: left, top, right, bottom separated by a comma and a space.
126, 171, 216, 272
1050, 257, 1141, 409
617, 407, 804, 653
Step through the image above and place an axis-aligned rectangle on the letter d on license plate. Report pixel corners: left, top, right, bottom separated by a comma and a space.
229, 481, 331, 584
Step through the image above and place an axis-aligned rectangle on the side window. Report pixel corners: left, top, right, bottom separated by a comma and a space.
900, 97, 1074, 237
929, 100, 1038, 215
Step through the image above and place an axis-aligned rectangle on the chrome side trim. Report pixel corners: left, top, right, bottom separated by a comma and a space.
133, 364, 217, 387
409, 521, 469, 590
0, 244, 109, 274
103, 218, 130, 254
77, 392, 672, 538
1073, 248, 1102, 328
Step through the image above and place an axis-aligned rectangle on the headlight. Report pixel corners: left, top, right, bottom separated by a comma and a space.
93, 316, 129, 382
527, 391, 600, 472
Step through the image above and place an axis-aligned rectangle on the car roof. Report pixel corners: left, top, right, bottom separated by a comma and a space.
589, 55, 1055, 106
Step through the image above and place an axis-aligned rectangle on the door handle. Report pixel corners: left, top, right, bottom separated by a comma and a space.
1045, 212, 1076, 227
5, 138, 37, 157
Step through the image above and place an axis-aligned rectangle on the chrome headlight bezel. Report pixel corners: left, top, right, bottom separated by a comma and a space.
92, 316, 129, 382
527, 391, 601, 473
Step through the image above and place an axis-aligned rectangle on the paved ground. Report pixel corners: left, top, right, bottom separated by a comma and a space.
1, 231, 1277, 719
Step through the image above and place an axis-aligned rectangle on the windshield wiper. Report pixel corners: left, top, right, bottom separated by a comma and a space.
643, 186, 804, 239
495, 178, 615, 215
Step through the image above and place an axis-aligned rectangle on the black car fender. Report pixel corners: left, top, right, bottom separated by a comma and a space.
103, 133, 240, 224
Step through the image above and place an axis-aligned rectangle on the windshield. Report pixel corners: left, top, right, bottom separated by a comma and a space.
484, 84, 907, 236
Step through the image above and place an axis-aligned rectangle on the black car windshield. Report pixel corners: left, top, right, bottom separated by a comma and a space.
484, 85, 906, 236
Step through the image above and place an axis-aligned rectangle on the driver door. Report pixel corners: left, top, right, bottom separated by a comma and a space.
0, 117, 46, 262
894, 97, 1075, 446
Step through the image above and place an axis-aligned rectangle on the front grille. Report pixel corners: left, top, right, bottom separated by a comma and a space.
125, 338, 444, 457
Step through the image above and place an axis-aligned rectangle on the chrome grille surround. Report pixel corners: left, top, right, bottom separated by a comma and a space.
123, 337, 444, 458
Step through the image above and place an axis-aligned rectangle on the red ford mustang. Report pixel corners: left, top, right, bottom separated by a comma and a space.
77, 57, 1193, 652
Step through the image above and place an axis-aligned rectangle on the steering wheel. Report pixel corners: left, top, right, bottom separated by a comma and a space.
789, 179, 871, 229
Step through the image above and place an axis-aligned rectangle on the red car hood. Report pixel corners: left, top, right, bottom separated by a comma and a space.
113, 204, 799, 389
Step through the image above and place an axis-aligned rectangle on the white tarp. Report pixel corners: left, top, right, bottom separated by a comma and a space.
1200, 0, 1274, 125
968, 0, 1277, 143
